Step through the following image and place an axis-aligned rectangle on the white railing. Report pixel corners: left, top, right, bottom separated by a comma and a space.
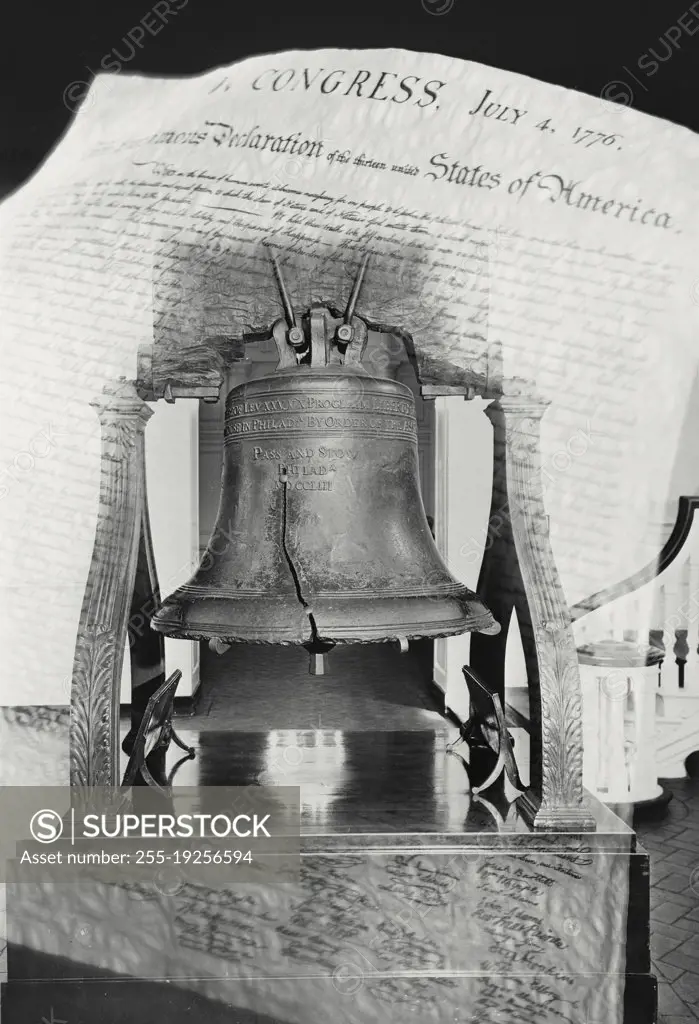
573, 497, 699, 793
574, 498, 699, 695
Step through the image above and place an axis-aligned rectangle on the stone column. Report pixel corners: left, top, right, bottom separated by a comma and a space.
474, 391, 595, 831
70, 381, 153, 787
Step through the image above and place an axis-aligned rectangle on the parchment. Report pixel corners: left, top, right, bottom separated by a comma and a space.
0, 47, 698, 701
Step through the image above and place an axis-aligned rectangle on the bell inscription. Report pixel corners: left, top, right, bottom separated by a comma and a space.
226, 385, 416, 442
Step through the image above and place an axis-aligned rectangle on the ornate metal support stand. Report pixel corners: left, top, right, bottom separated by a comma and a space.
471, 392, 595, 831
122, 670, 195, 791
69, 381, 156, 787
451, 665, 523, 795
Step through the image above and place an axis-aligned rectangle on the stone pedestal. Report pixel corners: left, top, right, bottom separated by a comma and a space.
3, 732, 655, 1024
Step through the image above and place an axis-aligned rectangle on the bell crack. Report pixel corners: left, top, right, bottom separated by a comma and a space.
279, 467, 319, 643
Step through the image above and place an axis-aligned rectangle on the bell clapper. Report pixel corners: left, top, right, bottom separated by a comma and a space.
395, 636, 409, 655
303, 639, 336, 676
309, 651, 326, 676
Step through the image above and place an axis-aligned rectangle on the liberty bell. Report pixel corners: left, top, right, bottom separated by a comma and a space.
152, 252, 500, 672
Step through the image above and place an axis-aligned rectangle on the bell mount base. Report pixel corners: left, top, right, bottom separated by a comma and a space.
4, 787, 652, 1024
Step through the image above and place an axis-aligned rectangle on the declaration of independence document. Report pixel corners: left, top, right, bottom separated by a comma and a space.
0, 47, 697, 701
